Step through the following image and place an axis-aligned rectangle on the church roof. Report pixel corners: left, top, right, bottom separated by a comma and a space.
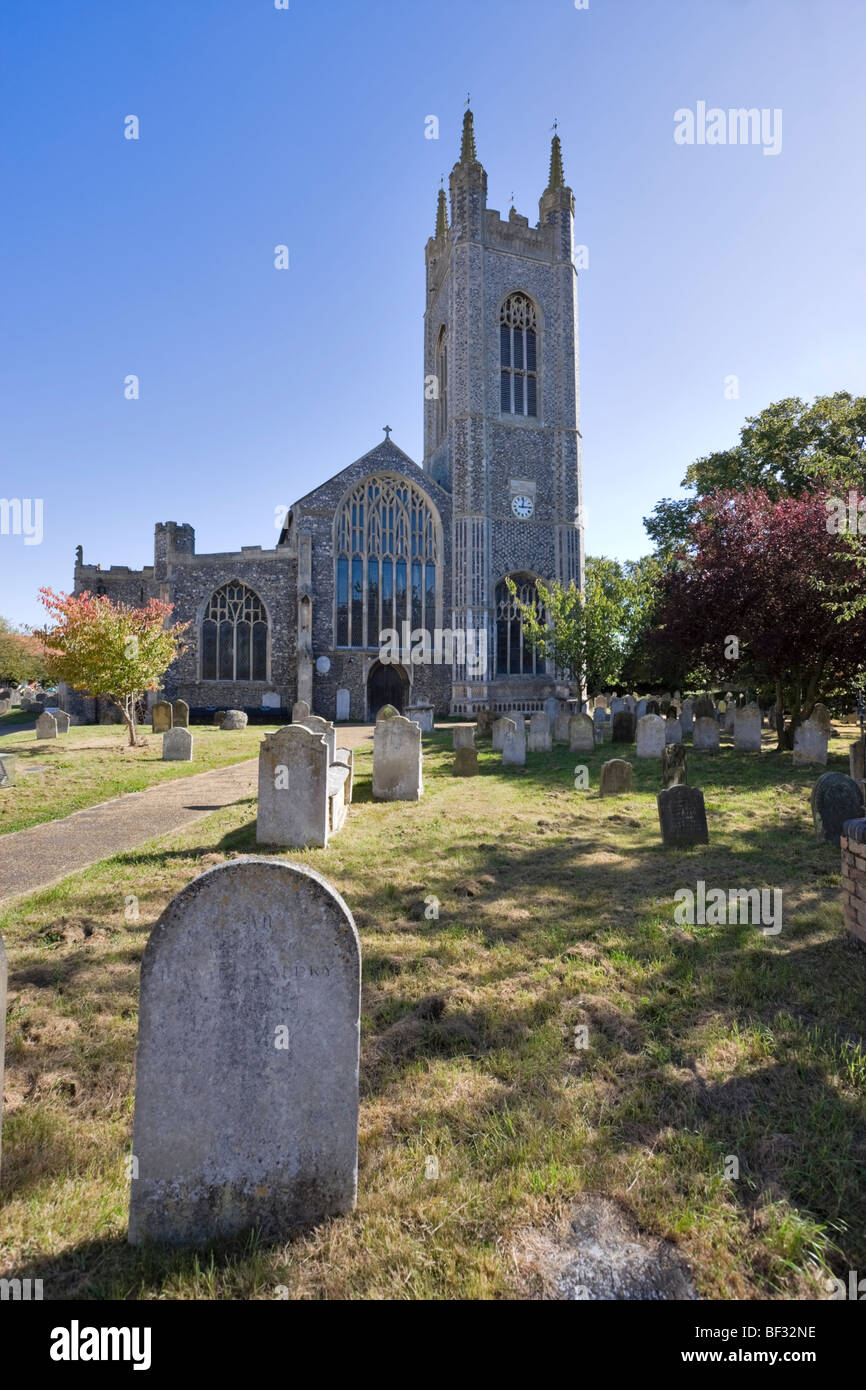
284, 435, 451, 532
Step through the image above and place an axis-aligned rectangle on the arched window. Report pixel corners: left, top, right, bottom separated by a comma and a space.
335, 476, 440, 649
436, 326, 448, 445
500, 293, 538, 417
201, 582, 268, 681
495, 574, 544, 675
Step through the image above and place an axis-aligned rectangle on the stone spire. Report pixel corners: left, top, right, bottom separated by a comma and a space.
546, 132, 565, 192
539, 125, 574, 259
460, 107, 477, 164
435, 185, 448, 239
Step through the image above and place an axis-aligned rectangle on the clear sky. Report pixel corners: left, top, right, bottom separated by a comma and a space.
2, 0, 864, 629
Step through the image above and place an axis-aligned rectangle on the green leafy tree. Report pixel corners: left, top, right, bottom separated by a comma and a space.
507, 561, 627, 695
0, 616, 50, 684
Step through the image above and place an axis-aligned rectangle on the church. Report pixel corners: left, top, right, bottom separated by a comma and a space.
72, 110, 584, 722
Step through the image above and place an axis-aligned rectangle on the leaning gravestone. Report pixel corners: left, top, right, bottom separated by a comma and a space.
373, 713, 422, 802
612, 711, 636, 744
811, 772, 863, 847
661, 744, 688, 788
221, 710, 248, 731
0, 930, 5, 1178
152, 701, 173, 734
600, 759, 632, 797
162, 727, 194, 762
850, 739, 866, 783
693, 717, 719, 753
0, 753, 18, 787
657, 785, 709, 847
528, 712, 553, 752
636, 713, 665, 759
127, 859, 361, 1246
793, 719, 828, 767
569, 713, 595, 753
257, 724, 330, 847
453, 746, 478, 776
502, 717, 526, 767
292, 700, 311, 722
35, 711, 58, 740
453, 725, 476, 750
734, 703, 762, 752
492, 716, 513, 752
172, 699, 189, 728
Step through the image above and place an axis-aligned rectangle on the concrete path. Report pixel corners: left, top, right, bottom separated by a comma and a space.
0, 724, 376, 905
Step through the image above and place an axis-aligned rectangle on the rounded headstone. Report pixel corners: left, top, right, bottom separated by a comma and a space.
811, 773, 863, 846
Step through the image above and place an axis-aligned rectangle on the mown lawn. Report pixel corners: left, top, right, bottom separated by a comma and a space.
0, 724, 863, 1300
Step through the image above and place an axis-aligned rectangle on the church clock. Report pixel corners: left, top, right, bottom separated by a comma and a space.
511, 494, 534, 519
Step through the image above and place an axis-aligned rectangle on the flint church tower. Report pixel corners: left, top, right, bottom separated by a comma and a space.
424, 109, 584, 711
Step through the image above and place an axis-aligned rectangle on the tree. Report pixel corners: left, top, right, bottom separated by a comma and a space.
0, 617, 50, 685
645, 392, 866, 556
650, 489, 866, 748
36, 589, 188, 746
507, 561, 628, 695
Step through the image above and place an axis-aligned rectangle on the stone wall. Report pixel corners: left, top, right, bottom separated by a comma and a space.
841, 819, 866, 949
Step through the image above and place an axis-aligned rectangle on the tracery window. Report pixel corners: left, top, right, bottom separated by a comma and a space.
495, 573, 544, 675
335, 476, 439, 648
201, 582, 268, 681
500, 293, 538, 417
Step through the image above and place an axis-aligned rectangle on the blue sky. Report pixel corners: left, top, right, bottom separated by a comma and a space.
2, 0, 864, 629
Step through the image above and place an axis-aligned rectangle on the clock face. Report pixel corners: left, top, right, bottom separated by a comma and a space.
511, 494, 533, 519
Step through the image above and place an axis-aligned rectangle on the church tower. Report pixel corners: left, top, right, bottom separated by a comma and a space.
423, 109, 584, 712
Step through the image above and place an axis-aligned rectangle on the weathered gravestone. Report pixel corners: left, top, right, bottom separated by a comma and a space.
569, 713, 595, 753
0, 753, 18, 787
453, 747, 479, 776
0, 930, 5, 1178
636, 713, 665, 759
453, 725, 476, 750
850, 739, 866, 784
475, 708, 493, 739
298, 714, 337, 762
793, 719, 828, 767
257, 725, 330, 848
407, 703, 434, 733
680, 699, 694, 735
661, 744, 688, 789
162, 727, 194, 762
555, 709, 571, 743
693, 717, 720, 753
528, 712, 553, 752
734, 703, 762, 752
335, 688, 350, 721
665, 717, 683, 745
609, 697, 625, 719
127, 859, 360, 1246
544, 697, 561, 726
212, 710, 227, 726
657, 785, 709, 847
35, 711, 58, 740
492, 716, 513, 752
221, 710, 248, 731
292, 700, 311, 722
152, 701, 173, 734
811, 772, 863, 847
172, 700, 189, 728
600, 759, 632, 797
373, 712, 423, 801
502, 717, 526, 767
636, 699, 648, 719
612, 711, 636, 744
810, 703, 832, 735
49, 710, 71, 734
0, 698, 11, 716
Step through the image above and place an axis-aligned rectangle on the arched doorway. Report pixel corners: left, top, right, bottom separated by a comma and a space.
367, 661, 409, 719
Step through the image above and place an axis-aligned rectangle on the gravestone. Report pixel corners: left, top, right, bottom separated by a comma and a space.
292, 700, 311, 722
492, 716, 513, 752
811, 772, 863, 847
152, 701, 173, 734
406, 703, 434, 733
599, 759, 632, 797
50, 710, 71, 734
475, 708, 493, 739
793, 719, 828, 767
569, 713, 595, 753
612, 711, 636, 744
0, 698, 11, 716
665, 718, 683, 745
257, 724, 330, 847
261, 692, 281, 711
35, 711, 58, 739
636, 699, 648, 719
693, 695, 715, 719
212, 710, 227, 726
657, 785, 709, 847
127, 859, 361, 1246
172, 699, 189, 728
609, 697, 625, 719
0, 930, 5, 1178
377, 704, 399, 720
0, 753, 18, 787
502, 717, 527, 767
810, 703, 832, 735
453, 725, 476, 750
661, 743, 688, 788
544, 697, 561, 726
693, 717, 719, 753
680, 699, 694, 735
622, 695, 637, 713
335, 688, 350, 721
453, 746, 479, 776
850, 739, 866, 783
528, 712, 553, 752
162, 727, 194, 762
734, 703, 762, 752
373, 713, 423, 801
299, 715, 337, 762
221, 710, 248, 731
636, 713, 665, 758
555, 709, 571, 743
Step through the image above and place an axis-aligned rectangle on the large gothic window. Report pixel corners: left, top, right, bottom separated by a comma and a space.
500, 293, 538, 417
495, 574, 544, 675
201, 582, 268, 681
335, 476, 439, 648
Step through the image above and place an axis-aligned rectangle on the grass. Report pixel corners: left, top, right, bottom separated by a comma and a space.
0, 723, 864, 1300
0, 721, 283, 835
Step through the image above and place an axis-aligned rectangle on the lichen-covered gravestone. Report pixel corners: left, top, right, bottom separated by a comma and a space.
152, 701, 173, 734
692, 717, 719, 753
35, 711, 58, 739
661, 744, 688, 789
172, 699, 189, 728
793, 719, 828, 767
502, 716, 527, 767
811, 772, 863, 847
636, 714, 665, 758
600, 759, 632, 797
453, 747, 479, 776
221, 710, 248, 731
528, 712, 553, 752
612, 711, 635, 744
657, 785, 709, 847
569, 713, 594, 753
257, 724, 330, 848
162, 727, 194, 762
372, 712, 422, 801
127, 859, 361, 1246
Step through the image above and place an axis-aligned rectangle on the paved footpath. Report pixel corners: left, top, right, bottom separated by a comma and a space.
0, 725, 376, 905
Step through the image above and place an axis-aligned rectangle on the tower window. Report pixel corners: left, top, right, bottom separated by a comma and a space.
495, 574, 544, 675
500, 293, 538, 417
436, 326, 448, 445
